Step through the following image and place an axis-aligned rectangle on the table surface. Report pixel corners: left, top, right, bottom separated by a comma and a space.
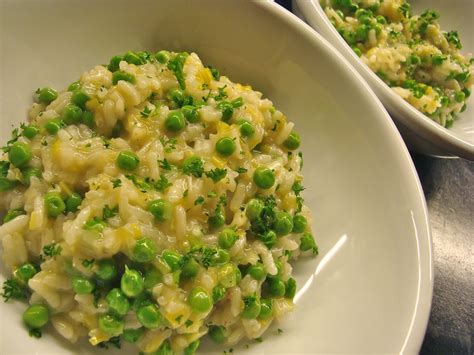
275, 1, 473, 353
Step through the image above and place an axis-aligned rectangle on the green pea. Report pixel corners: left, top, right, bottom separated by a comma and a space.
72, 276, 95, 294
98, 314, 124, 336
274, 211, 294, 236
108, 55, 124, 72
238, 120, 255, 138
37, 87, 58, 104
355, 24, 369, 41
253, 167, 275, 189
181, 257, 200, 279
218, 228, 238, 249
258, 298, 273, 320
259, 230, 277, 248
161, 249, 181, 272
22, 125, 40, 139
188, 287, 212, 313
8, 142, 33, 168
208, 325, 227, 343
268, 277, 286, 297
352, 46, 362, 57
121, 267, 144, 298
3, 208, 25, 224
95, 259, 117, 281
21, 166, 42, 186
63, 103, 83, 125
247, 263, 266, 281
246, 199, 264, 221
44, 191, 66, 217
217, 101, 234, 122
209, 207, 225, 229
14, 263, 37, 284
144, 268, 162, 289
211, 248, 230, 266
112, 71, 136, 85
285, 277, 296, 299
106, 288, 130, 316
45, 118, 64, 135
218, 263, 238, 288
81, 110, 94, 127
181, 105, 199, 123
274, 260, 283, 277
124, 51, 144, 65
68, 81, 81, 92
133, 237, 157, 263
300, 233, 318, 253
137, 303, 163, 329
169, 88, 185, 107
212, 285, 226, 303
215, 137, 236, 157
65, 192, 82, 213
292, 214, 307, 233
454, 91, 465, 103
71, 89, 90, 109
462, 88, 471, 98
241, 295, 261, 319
116, 150, 140, 171
165, 110, 186, 132
122, 327, 145, 343
148, 199, 173, 222
23, 304, 49, 328
155, 50, 170, 64
283, 131, 301, 150
376, 15, 387, 24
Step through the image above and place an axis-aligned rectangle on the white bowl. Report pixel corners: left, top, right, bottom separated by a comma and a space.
0, 0, 432, 353
295, 0, 474, 160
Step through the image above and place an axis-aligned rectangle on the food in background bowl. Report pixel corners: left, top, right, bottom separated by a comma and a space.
0, 50, 317, 354
321, 0, 473, 128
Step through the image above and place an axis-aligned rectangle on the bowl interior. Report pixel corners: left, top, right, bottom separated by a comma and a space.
296, 0, 474, 159
0, 0, 431, 353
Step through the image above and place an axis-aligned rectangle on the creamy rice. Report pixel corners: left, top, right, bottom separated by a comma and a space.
0, 50, 318, 354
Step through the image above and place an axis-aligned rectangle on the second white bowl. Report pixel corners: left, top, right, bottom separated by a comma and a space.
295, 0, 474, 160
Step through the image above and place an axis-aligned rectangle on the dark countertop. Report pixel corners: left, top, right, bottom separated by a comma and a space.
275, 1, 473, 353
414, 154, 473, 355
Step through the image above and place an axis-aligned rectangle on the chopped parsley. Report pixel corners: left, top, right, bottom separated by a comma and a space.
159, 158, 173, 170
205, 168, 227, 183
41, 243, 62, 259
159, 136, 177, 153
140, 106, 153, 118
29, 328, 42, 338
235, 167, 248, 174
207, 65, 220, 80
103, 205, 118, 219
82, 259, 95, 268
194, 196, 205, 205
2, 278, 29, 302
167, 52, 189, 89
112, 178, 122, 188
444, 30, 462, 49
292, 181, 305, 213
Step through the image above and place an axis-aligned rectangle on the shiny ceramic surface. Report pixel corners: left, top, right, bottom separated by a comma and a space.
0, 0, 432, 353
295, 0, 474, 160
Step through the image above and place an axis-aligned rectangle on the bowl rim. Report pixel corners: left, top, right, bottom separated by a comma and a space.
266, 0, 433, 351
295, 0, 474, 160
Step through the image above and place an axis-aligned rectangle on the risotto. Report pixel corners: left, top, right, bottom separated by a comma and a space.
0, 50, 317, 354
322, 0, 473, 127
